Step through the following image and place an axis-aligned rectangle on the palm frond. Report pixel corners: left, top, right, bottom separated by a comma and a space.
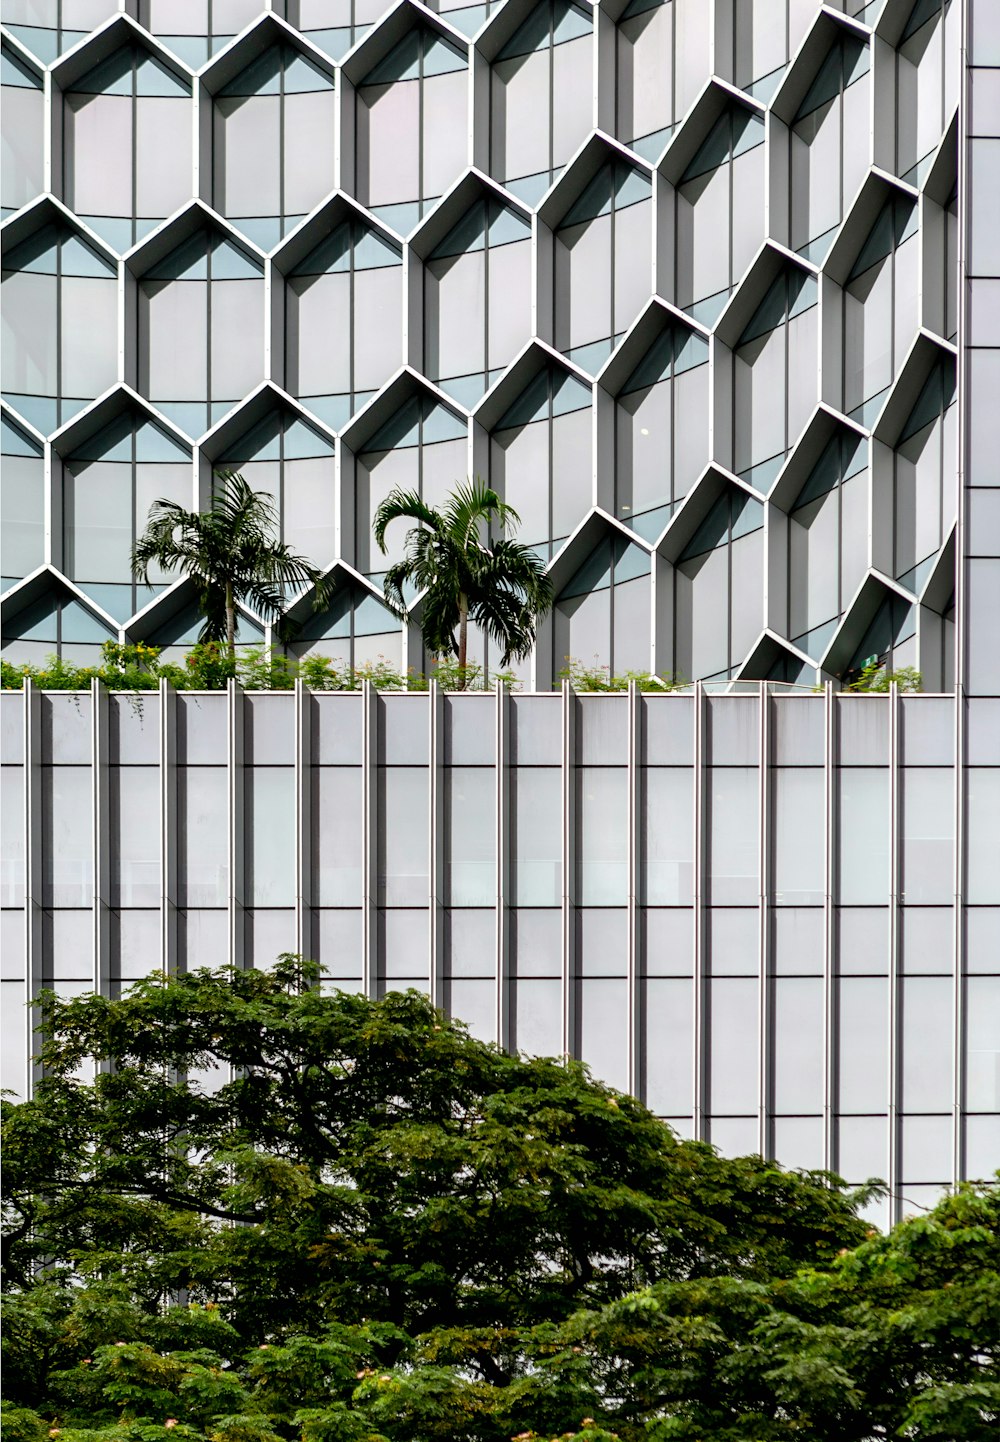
373, 489, 442, 554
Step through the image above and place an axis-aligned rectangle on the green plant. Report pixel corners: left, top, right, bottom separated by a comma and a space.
844, 661, 923, 693
131, 472, 332, 659
372, 479, 552, 687
560, 657, 687, 692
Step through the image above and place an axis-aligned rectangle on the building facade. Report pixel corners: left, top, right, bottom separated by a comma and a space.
1, 0, 998, 1221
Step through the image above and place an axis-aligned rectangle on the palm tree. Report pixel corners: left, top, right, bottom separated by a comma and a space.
373, 479, 552, 686
131, 471, 332, 659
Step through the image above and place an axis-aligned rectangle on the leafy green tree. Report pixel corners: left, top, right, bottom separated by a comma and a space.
2, 963, 997, 1440
131, 472, 332, 659
372, 480, 552, 686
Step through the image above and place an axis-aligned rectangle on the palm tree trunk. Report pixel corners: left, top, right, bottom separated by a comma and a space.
225, 582, 235, 661
457, 595, 468, 689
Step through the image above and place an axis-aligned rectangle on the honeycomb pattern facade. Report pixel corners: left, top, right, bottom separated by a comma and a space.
2, 0, 960, 687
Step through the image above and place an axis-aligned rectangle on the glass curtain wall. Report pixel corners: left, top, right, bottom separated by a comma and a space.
786, 430, 869, 660
490, 0, 593, 204
489, 364, 592, 559
1, 413, 45, 592
142, 1, 263, 68
614, 323, 709, 539
355, 25, 468, 235
790, 31, 871, 263
63, 43, 192, 252
675, 104, 765, 325
136, 228, 265, 437
555, 532, 651, 674
1, 0, 116, 63
733, 266, 818, 490
614, 0, 709, 160
1, 43, 44, 219
354, 394, 467, 575
1, 222, 118, 435
553, 159, 651, 373
213, 43, 335, 250
62, 411, 191, 622
895, 0, 958, 186
287, 0, 390, 63
423, 195, 532, 406
1, 585, 115, 663
732, 0, 820, 100
673, 486, 765, 680
291, 584, 401, 667
892, 358, 957, 594
215, 409, 336, 568
843, 196, 920, 426
285, 218, 403, 430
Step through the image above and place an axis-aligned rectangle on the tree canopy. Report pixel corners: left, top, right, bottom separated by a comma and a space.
373, 480, 552, 683
131, 472, 331, 657
2, 961, 997, 1442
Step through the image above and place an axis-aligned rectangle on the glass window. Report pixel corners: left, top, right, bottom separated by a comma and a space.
63, 410, 192, 622
900, 975, 953, 1112
313, 907, 364, 981
425, 195, 531, 407
144, 0, 263, 67
576, 907, 627, 976
2, 222, 118, 435
177, 766, 228, 906
642, 767, 693, 904
966, 976, 1000, 1110
2, 585, 115, 667
773, 975, 824, 1113
838, 767, 889, 905
286, 217, 403, 430
734, 268, 818, 488
576, 767, 628, 905
615, 0, 710, 158
554, 160, 652, 374
901, 768, 953, 904
379, 907, 429, 980
732, 1, 818, 99
772, 767, 825, 904
138, 228, 264, 437
512, 976, 563, 1055
110, 765, 159, 907
1, 767, 25, 907
837, 1113, 887, 1183
642, 974, 692, 1113
893, 359, 957, 594
708, 976, 758, 1113
511, 907, 562, 976
354, 392, 467, 576
293, 583, 401, 670
512, 766, 562, 905
674, 486, 765, 681
966, 769, 1000, 904
707, 906, 759, 976
445, 767, 495, 905
314, 767, 363, 905
491, 0, 593, 202
899, 1115, 952, 1185
844, 197, 919, 425
837, 975, 888, 1113
4, 0, 118, 64
578, 977, 629, 1089
2, 44, 44, 217
555, 534, 651, 678
895, 0, 955, 185
899, 905, 953, 972
615, 325, 709, 540
790, 32, 871, 261
356, 25, 468, 233
445, 908, 496, 978
214, 43, 335, 250
1, 413, 44, 591
490, 364, 593, 560
378, 765, 429, 906
787, 431, 869, 660
707, 761, 761, 905
676, 105, 765, 325
837, 906, 889, 975
64, 44, 192, 251
42, 764, 92, 907
215, 409, 335, 573
771, 906, 824, 975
